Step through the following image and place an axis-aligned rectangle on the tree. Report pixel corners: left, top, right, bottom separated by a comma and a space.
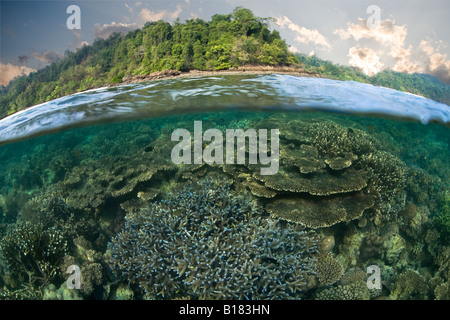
0, 7, 314, 119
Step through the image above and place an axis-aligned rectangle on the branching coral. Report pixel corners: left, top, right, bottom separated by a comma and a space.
107, 176, 319, 299
0, 221, 68, 287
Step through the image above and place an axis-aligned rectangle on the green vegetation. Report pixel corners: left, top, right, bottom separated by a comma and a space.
0, 7, 298, 119
297, 54, 450, 105
0, 6, 449, 120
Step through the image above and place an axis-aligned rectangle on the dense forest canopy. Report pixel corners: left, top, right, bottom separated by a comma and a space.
0, 7, 298, 118
0, 7, 449, 119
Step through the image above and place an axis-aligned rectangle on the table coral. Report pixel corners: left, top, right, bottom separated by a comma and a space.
229, 118, 406, 229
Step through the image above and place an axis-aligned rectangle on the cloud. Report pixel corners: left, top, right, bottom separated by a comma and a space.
94, 22, 139, 39
288, 45, 300, 54
125, 3, 133, 14
33, 50, 63, 65
416, 40, 450, 84
348, 47, 384, 76
0, 62, 35, 86
335, 18, 407, 47
1, 28, 17, 38
334, 18, 411, 68
277, 16, 330, 49
68, 29, 88, 51
139, 4, 182, 23
335, 18, 450, 83
72, 29, 82, 40
18, 55, 28, 64
391, 44, 421, 74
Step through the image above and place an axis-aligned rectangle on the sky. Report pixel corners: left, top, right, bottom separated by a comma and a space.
1, 0, 450, 86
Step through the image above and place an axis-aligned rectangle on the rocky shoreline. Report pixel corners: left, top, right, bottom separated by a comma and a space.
108, 65, 323, 87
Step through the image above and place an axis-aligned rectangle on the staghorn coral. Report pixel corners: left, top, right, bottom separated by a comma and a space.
107, 176, 319, 300
0, 191, 110, 299
0, 285, 42, 300
0, 221, 68, 288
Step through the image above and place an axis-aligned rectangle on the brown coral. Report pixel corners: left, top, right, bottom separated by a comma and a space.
266, 192, 375, 229
390, 269, 429, 300
231, 118, 406, 229
54, 133, 178, 210
314, 268, 372, 300
315, 252, 344, 286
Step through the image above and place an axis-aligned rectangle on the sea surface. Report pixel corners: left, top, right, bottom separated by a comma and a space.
0, 74, 448, 300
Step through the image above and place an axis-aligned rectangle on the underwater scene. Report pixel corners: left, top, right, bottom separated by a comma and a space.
0, 74, 449, 300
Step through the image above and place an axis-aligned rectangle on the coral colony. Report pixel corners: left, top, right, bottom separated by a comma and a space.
171, 121, 279, 175
1, 111, 449, 300
107, 177, 319, 299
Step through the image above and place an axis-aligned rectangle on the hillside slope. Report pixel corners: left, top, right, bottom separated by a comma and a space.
0, 7, 298, 119
296, 54, 450, 106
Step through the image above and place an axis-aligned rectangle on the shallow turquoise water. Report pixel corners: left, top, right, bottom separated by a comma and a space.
0, 75, 448, 300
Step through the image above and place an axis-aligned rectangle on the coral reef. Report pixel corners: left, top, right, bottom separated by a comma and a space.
43, 282, 83, 300
390, 269, 430, 300
360, 234, 384, 260
434, 282, 450, 300
0, 110, 448, 301
107, 177, 319, 299
57, 150, 174, 210
434, 191, 450, 238
0, 221, 68, 287
113, 284, 135, 300
224, 118, 406, 229
383, 233, 406, 265
319, 236, 335, 253
314, 268, 371, 300
0, 191, 30, 222
315, 252, 344, 286
0, 192, 109, 299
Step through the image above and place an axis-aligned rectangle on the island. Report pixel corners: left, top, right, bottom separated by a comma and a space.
0, 6, 449, 120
